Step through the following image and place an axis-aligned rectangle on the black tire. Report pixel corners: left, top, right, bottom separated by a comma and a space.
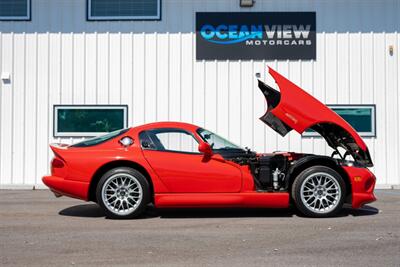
291, 165, 346, 218
96, 167, 150, 219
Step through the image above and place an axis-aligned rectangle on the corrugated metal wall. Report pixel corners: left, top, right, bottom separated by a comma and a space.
0, 0, 399, 187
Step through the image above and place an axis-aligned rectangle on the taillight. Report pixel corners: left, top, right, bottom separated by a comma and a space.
52, 158, 64, 168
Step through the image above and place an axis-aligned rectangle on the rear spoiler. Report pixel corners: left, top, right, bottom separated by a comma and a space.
50, 144, 68, 161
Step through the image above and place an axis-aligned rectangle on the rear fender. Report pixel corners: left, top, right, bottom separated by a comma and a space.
88, 160, 165, 202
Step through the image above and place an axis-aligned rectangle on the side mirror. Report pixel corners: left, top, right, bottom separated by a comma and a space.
198, 142, 212, 156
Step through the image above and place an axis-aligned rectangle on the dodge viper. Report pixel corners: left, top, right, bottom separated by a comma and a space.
43, 67, 376, 218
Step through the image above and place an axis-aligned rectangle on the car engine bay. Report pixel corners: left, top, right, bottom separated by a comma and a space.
219, 150, 291, 191
221, 151, 344, 192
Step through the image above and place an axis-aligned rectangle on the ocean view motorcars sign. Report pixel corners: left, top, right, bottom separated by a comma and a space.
196, 12, 316, 60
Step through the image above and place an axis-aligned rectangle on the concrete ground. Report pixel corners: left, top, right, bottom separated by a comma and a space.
0, 190, 399, 267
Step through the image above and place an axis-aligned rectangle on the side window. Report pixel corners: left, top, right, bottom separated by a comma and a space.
140, 129, 199, 153
139, 131, 157, 149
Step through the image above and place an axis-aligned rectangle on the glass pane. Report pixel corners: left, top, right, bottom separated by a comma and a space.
197, 128, 244, 151
304, 106, 374, 135
332, 107, 372, 132
71, 128, 130, 147
155, 132, 198, 153
90, 0, 158, 17
0, 0, 28, 17
152, 131, 198, 153
57, 108, 125, 133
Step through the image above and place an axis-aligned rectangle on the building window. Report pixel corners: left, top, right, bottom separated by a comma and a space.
303, 105, 376, 137
54, 105, 128, 137
87, 0, 161, 21
0, 0, 30, 20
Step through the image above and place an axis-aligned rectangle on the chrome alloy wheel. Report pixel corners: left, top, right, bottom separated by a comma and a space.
101, 173, 143, 215
300, 172, 341, 214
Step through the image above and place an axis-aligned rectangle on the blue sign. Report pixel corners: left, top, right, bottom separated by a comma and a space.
196, 12, 316, 60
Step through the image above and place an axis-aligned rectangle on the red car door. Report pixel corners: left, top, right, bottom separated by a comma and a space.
140, 128, 242, 193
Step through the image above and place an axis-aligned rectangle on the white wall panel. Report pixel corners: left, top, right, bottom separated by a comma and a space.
337, 33, 350, 104
97, 33, 109, 104
85, 33, 97, 104
168, 33, 180, 122
120, 33, 133, 123
1, 33, 14, 184
0, 0, 399, 187
73, 33, 85, 104
181, 33, 194, 124
385, 33, 399, 185
109, 33, 121, 104
193, 58, 205, 127
35, 33, 50, 184
24, 33, 37, 184
156, 33, 169, 122
12, 33, 25, 183
228, 61, 241, 145
132, 33, 145, 125
241, 61, 254, 149
204, 60, 217, 132
145, 33, 157, 122
61, 34, 73, 104
216, 60, 229, 138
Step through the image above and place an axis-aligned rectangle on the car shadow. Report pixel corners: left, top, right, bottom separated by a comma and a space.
155, 207, 295, 218
59, 203, 379, 219
341, 205, 379, 217
59, 204, 106, 218
58, 204, 295, 219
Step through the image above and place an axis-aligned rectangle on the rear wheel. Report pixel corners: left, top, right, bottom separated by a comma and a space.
96, 167, 150, 219
291, 166, 346, 217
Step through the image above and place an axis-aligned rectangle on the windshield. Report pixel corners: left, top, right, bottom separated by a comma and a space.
71, 128, 130, 147
197, 128, 244, 151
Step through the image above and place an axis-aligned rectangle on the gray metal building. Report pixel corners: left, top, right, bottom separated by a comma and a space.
0, 0, 399, 188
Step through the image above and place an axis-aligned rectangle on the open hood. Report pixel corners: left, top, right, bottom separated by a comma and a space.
259, 67, 373, 167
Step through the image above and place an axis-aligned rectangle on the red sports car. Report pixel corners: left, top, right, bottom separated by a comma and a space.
43, 67, 376, 218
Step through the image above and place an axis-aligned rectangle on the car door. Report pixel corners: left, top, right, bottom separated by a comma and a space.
140, 128, 242, 193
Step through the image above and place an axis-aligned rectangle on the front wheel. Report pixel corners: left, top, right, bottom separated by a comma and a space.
291, 166, 346, 218
96, 167, 150, 219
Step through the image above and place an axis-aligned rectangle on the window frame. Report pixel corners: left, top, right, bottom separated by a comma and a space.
87, 0, 161, 21
139, 128, 201, 155
0, 0, 31, 21
302, 104, 376, 138
53, 105, 128, 137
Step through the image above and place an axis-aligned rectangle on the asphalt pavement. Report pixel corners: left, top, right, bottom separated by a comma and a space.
0, 189, 399, 266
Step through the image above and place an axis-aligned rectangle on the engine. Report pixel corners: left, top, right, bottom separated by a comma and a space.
225, 150, 343, 192
226, 152, 291, 191
249, 154, 289, 191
